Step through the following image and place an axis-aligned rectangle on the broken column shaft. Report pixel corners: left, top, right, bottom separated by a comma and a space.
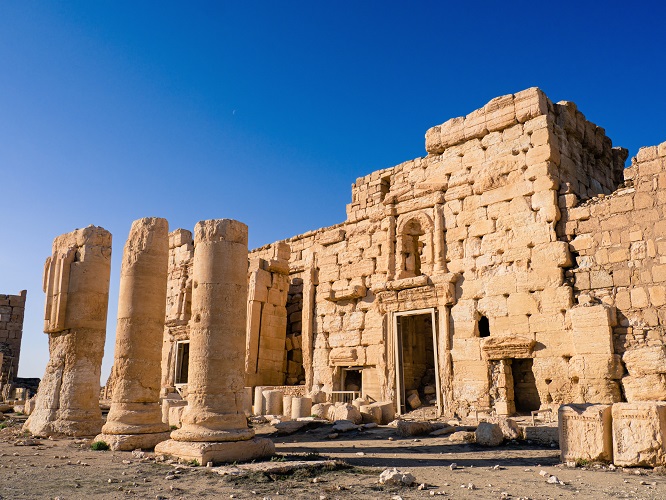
25, 226, 112, 437
155, 219, 274, 463
96, 217, 171, 450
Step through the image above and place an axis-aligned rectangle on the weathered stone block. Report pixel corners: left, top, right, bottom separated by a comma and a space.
559, 404, 613, 463
612, 402, 666, 467
570, 305, 614, 355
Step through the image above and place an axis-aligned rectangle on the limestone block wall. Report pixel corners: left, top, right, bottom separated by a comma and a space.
245, 242, 291, 387
566, 140, 666, 401
161, 229, 194, 394
0, 290, 26, 393
268, 88, 625, 415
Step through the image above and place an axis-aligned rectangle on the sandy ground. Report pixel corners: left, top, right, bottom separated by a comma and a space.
1, 412, 665, 500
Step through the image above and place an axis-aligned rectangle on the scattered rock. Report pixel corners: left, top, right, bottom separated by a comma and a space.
489, 417, 522, 440
331, 420, 360, 432
429, 424, 455, 436
407, 393, 422, 410
449, 431, 475, 443
397, 420, 434, 436
475, 422, 504, 447
379, 467, 415, 486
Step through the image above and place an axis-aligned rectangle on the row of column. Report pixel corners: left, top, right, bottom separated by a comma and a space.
24, 218, 273, 464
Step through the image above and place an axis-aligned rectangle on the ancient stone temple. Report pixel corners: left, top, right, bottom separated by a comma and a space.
25, 226, 112, 436
0, 290, 26, 399
160, 88, 666, 421
96, 218, 171, 450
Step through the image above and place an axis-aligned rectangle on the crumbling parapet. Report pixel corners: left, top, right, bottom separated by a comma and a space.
25, 226, 112, 437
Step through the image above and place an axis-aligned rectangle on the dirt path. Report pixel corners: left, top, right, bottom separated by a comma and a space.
1, 413, 665, 499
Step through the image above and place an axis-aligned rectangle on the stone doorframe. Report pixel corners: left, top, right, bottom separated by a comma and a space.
376, 275, 456, 417
392, 308, 441, 416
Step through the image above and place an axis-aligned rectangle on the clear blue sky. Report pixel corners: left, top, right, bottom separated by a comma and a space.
1, 1, 665, 380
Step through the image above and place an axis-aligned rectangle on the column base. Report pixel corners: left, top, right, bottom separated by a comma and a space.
94, 431, 172, 451
154, 436, 275, 465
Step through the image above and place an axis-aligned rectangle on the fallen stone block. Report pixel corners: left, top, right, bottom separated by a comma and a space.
397, 420, 435, 436
379, 467, 415, 486
475, 422, 504, 446
613, 402, 666, 467
559, 404, 613, 463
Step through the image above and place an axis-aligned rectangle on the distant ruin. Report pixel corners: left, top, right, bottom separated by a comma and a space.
0, 290, 26, 400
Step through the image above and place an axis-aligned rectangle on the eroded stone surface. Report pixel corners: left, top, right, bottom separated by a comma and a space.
25, 226, 111, 437
612, 402, 666, 467
96, 218, 170, 450
559, 404, 612, 463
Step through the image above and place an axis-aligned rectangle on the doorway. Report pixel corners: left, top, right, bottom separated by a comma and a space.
394, 308, 440, 415
512, 358, 540, 413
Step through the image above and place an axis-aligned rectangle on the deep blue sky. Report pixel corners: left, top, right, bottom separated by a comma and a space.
2, 1, 665, 380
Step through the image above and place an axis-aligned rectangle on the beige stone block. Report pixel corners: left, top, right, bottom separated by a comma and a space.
533, 330, 573, 357
516, 268, 564, 292
653, 265, 666, 282
570, 235, 594, 255
631, 287, 649, 309
613, 269, 631, 287
623, 346, 666, 377
490, 315, 530, 337
649, 285, 666, 307
559, 404, 613, 463
568, 354, 623, 380
485, 274, 516, 295
514, 88, 549, 123
612, 402, 666, 467
526, 144, 559, 166
531, 242, 572, 268
464, 107, 487, 140
479, 181, 533, 206
570, 305, 614, 355
485, 94, 516, 132
507, 292, 538, 316
477, 295, 508, 317
328, 330, 361, 348
622, 374, 666, 402
615, 290, 631, 310
451, 338, 481, 361
469, 219, 495, 237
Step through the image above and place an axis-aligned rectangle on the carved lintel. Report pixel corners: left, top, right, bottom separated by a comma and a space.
481, 336, 535, 360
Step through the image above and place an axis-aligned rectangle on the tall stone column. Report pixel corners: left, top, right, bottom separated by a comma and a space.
25, 226, 112, 437
155, 219, 274, 464
95, 218, 171, 450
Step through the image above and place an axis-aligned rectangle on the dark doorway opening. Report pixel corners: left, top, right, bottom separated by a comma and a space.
512, 358, 540, 413
397, 313, 437, 413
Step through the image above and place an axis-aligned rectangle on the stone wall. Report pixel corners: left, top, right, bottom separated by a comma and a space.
160, 88, 665, 419
0, 290, 26, 396
566, 140, 666, 401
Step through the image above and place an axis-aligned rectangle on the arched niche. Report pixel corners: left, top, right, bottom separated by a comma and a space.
395, 212, 434, 279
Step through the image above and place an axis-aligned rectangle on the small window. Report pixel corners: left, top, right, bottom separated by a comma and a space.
478, 316, 490, 338
174, 341, 190, 385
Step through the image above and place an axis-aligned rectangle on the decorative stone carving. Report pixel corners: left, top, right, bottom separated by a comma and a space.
559, 404, 613, 463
